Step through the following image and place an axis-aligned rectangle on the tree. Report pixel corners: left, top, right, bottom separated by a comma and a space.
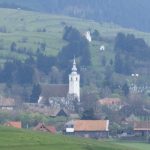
81, 108, 95, 120
63, 26, 81, 42
114, 32, 126, 51
101, 55, 106, 66
122, 83, 130, 96
92, 29, 101, 41
49, 66, 62, 84
30, 84, 41, 103
80, 38, 91, 66
10, 42, 17, 51
59, 26, 91, 69
0, 39, 4, 50
103, 66, 113, 88
36, 53, 56, 74
15, 64, 34, 85
39, 43, 46, 51
0, 61, 15, 84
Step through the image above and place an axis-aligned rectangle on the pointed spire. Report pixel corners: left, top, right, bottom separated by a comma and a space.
72, 57, 77, 72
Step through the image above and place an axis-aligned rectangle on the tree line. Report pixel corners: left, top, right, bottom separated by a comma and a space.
0, 26, 91, 86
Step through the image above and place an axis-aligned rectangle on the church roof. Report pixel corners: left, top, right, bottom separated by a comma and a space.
41, 84, 69, 98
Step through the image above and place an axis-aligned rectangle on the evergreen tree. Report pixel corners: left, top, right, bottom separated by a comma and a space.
30, 84, 41, 103
114, 53, 123, 74
92, 29, 101, 41
81, 108, 95, 120
59, 26, 91, 69
10, 42, 17, 51
122, 83, 130, 96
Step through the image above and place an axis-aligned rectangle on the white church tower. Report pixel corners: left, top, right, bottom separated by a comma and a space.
69, 58, 80, 102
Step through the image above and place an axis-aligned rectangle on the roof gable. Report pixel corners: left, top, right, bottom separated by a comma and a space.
57, 109, 68, 117
34, 123, 56, 133
49, 108, 69, 117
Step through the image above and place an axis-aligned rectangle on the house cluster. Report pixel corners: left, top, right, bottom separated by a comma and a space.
2, 119, 150, 139
0, 58, 150, 140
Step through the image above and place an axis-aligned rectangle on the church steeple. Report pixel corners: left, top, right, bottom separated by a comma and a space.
68, 57, 80, 102
72, 57, 77, 72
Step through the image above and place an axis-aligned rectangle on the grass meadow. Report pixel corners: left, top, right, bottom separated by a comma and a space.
0, 126, 149, 150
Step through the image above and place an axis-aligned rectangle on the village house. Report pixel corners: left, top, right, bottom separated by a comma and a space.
134, 121, 150, 136
65, 120, 109, 139
4, 121, 22, 129
0, 97, 16, 111
97, 98, 122, 110
34, 123, 56, 134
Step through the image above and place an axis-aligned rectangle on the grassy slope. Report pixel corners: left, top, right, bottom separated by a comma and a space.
1, 8, 150, 67
116, 142, 150, 150
0, 126, 149, 150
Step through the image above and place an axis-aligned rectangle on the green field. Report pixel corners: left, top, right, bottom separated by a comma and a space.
1, 8, 150, 67
0, 126, 149, 150
116, 142, 150, 150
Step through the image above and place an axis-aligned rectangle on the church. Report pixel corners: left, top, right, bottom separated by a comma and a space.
39, 58, 80, 112
69, 58, 80, 102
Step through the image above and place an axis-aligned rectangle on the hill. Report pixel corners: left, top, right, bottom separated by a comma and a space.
0, 126, 149, 150
0, 8, 150, 109
1, 8, 150, 66
0, 0, 150, 32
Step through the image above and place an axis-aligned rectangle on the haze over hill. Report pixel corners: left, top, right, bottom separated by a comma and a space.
0, 0, 150, 32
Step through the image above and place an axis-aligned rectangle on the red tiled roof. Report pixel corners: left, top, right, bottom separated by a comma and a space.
34, 123, 56, 134
98, 98, 121, 105
46, 125, 56, 134
134, 121, 150, 131
4, 121, 21, 128
74, 120, 109, 131
0, 98, 15, 107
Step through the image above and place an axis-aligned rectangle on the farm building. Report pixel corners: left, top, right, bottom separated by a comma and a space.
65, 120, 109, 139
134, 121, 150, 136
34, 123, 56, 134
4, 121, 22, 128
